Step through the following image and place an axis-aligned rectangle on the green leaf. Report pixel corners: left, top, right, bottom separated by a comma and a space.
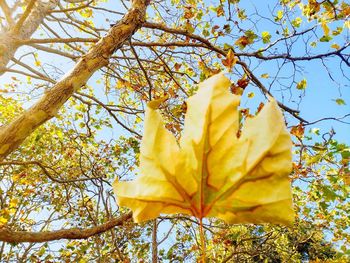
311, 128, 320, 135
320, 35, 333, 42
237, 9, 247, 20
321, 185, 337, 202
291, 17, 302, 28
341, 150, 350, 159
261, 31, 271, 44
319, 201, 328, 210
202, 29, 210, 37
335, 98, 346, 105
245, 30, 257, 41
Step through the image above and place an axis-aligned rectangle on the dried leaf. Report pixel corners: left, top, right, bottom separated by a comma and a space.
113, 73, 294, 225
230, 84, 243, 95
290, 124, 305, 138
221, 50, 237, 70
237, 78, 249, 89
235, 36, 250, 48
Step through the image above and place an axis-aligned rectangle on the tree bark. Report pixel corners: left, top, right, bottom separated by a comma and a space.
0, 212, 132, 243
0, 0, 149, 161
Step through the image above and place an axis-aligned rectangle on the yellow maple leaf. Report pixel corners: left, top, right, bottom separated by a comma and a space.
113, 73, 294, 225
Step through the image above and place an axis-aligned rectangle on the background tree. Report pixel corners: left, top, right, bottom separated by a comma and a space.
0, 0, 349, 261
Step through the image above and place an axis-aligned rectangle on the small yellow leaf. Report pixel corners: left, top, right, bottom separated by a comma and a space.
0, 216, 7, 226
261, 73, 269, 79
331, 43, 340, 50
9, 198, 19, 208
261, 31, 271, 44
12, 174, 20, 182
345, 21, 350, 29
276, 10, 284, 21
247, 92, 255, 98
80, 8, 93, 18
296, 79, 307, 90
321, 21, 330, 36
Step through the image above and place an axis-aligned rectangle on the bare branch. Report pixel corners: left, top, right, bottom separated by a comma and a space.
0, 212, 132, 243
19, 37, 98, 45
74, 92, 142, 137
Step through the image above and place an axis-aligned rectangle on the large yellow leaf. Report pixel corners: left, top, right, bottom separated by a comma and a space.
113, 73, 294, 225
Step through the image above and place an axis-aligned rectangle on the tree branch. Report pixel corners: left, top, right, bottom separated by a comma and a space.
0, 212, 132, 243
0, 0, 14, 26
12, 0, 37, 33
0, 0, 59, 76
152, 219, 158, 263
0, 160, 104, 183
19, 37, 98, 45
74, 92, 142, 137
0, 0, 149, 161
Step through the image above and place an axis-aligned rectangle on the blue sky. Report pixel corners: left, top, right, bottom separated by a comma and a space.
233, 0, 349, 144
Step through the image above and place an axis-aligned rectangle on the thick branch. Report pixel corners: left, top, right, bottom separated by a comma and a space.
0, 0, 148, 161
0, 0, 59, 75
0, 212, 132, 243
12, 0, 37, 33
0, 0, 14, 26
